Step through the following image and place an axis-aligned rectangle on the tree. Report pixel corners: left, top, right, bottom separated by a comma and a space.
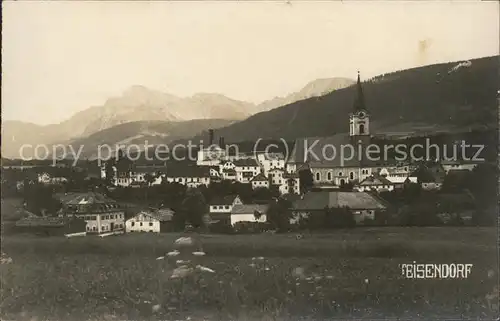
465, 163, 497, 206
181, 188, 207, 228
161, 183, 187, 210
266, 198, 292, 231
143, 173, 157, 205
104, 160, 116, 186
298, 169, 313, 193
144, 173, 156, 186
252, 187, 275, 202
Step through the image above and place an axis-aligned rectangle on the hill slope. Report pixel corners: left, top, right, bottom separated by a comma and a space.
53, 119, 237, 160
256, 77, 355, 112
2, 77, 355, 159
190, 56, 499, 143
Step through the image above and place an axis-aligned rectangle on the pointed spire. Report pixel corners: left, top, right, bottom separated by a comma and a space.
353, 70, 366, 112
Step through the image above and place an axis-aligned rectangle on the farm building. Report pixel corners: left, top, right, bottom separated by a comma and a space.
125, 208, 175, 233
14, 216, 86, 237
230, 204, 269, 226
208, 195, 243, 224
57, 192, 125, 235
291, 191, 386, 224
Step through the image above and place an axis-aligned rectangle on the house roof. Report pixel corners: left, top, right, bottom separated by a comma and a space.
61, 192, 118, 206
140, 208, 174, 222
359, 175, 393, 186
209, 195, 238, 205
251, 173, 268, 182
222, 168, 236, 174
133, 166, 168, 174
440, 159, 477, 166
233, 158, 259, 167
166, 164, 211, 178
293, 191, 386, 211
231, 204, 269, 215
15, 217, 84, 227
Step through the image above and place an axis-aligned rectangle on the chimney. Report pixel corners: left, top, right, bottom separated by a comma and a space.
208, 129, 214, 146
219, 136, 225, 149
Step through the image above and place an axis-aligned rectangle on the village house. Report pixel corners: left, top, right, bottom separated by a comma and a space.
279, 172, 301, 195
291, 191, 387, 224
57, 192, 125, 235
14, 216, 87, 237
125, 208, 174, 233
251, 173, 270, 189
230, 204, 269, 226
131, 165, 168, 185
440, 160, 478, 174
196, 130, 227, 166
355, 175, 396, 192
37, 172, 68, 185
221, 168, 237, 181
208, 195, 243, 224
163, 165, 211, 187
234, 159, 261, 183
257, 152, 285, 177
268, 168, 285, 186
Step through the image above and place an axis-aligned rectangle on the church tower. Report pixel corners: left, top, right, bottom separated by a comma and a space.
349, 71, 370, 145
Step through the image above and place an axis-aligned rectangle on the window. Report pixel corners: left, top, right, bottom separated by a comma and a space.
350, 172, 354, 180
140, 222, 143, 227
327, 172, 332, 181
149, 222, 153, 226
338, 172, 343, 177
131, 222, 135, 227
91, 216, 96, 221
93, 227, 97, 231
225, 205, 230, 209
359, 124, 365, 134
316, 172, 321, 181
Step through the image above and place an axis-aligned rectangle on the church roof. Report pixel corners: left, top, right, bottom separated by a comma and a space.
353, 71, 367, 112
359, 175, 393, 186
288, 134, 382, 168
293, 191, 386, 211
251, 173, 268, 182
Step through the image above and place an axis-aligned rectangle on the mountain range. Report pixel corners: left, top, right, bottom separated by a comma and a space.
3, 55, 499, 160
2, 77, 355, 159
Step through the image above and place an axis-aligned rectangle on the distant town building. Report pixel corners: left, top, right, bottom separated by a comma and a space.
57, 192, 125, 235
15, 216, 86, 237
279, 172, 300, 195
291, 191, 386, 224
230, 204, 269, 226
251, 173, 270, 189
209, 195, 243, 224
234, 159, 261, 183
125, 208, 174, 233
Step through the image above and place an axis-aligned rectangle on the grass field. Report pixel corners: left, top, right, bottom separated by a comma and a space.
1, 227, 498, 321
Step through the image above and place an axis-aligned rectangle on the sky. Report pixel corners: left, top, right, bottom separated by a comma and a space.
2, 1, 498, 125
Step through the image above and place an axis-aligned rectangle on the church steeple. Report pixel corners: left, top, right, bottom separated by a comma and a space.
349, 70, 370, 141
353, 71, 366, 112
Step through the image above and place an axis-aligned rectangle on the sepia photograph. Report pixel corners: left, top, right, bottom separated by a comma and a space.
1, 1, 499, 320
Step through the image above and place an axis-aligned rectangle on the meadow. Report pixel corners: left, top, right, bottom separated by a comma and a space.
1, 227, 498, 321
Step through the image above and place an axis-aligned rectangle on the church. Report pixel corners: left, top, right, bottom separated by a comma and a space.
287, 72, 414, 188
